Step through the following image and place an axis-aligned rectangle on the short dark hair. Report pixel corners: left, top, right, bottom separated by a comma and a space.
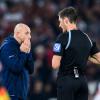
58, 7, 78, 23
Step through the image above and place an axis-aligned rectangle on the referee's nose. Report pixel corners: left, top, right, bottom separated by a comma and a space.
59, 23, 61, 28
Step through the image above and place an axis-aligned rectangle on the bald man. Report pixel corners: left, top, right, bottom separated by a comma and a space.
0, 23, 34, 100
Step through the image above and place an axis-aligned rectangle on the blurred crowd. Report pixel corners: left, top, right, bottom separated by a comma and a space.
0, 0, 100, 100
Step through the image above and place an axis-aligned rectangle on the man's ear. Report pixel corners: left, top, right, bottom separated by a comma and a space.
16, 32, 20, 39
16, 32, 19, 35
64, 17, 69, 25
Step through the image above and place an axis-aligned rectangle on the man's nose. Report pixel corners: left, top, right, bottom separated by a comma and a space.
28, 34, 31, 39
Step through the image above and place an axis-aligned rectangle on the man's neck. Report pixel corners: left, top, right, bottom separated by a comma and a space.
67, 23, 77, 31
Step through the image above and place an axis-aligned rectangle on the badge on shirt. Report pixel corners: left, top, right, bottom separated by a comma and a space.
53, 43, 61, 52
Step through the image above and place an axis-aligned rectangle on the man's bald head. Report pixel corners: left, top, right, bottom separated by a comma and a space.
13, 23, 31, 44
14, 23, 31, 34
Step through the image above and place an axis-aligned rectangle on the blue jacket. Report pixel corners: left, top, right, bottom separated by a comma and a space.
0, 36, 34, 99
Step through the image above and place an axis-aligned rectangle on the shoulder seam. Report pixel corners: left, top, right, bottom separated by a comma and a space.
83, 32, 93, 47
65, 30, 71, 50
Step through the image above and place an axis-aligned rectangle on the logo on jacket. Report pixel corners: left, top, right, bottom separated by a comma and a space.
9, 55, 15, 58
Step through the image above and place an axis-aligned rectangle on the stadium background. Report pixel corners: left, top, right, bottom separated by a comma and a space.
0, 0, 100, 100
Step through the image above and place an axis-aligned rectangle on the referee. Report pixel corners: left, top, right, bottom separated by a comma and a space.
52, 7, 100, 100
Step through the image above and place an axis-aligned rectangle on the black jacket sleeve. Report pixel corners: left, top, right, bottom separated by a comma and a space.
90, 41, 99, 56
53, 33, 68, 56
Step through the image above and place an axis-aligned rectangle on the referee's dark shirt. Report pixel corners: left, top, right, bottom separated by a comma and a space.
53, 30, 99, 78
